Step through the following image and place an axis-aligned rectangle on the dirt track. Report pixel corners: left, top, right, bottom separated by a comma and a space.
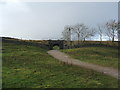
48, 50, 119, 79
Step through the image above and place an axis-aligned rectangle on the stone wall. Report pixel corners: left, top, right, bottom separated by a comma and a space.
2, 37, 119, 50
2, 37, 49, 50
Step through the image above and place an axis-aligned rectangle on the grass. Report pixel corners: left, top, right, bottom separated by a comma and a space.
53, 46, 60, 50
61, 47, 118, 69
2, 42, 118, 88
0, 48, 2, 89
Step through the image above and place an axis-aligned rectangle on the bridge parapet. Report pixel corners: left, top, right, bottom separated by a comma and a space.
48, 40, 65, 50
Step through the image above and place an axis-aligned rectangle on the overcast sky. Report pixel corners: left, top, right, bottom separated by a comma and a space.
0, 1, 118, 40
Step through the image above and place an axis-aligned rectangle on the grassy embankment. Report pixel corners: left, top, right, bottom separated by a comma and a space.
2, 42, 118, 88
62, 47, 118, 69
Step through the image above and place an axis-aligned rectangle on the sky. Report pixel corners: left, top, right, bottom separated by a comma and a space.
0, 1, 118, 40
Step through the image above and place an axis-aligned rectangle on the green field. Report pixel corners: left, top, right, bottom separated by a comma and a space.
2, 42, 118, 88
62, 47, 118, 69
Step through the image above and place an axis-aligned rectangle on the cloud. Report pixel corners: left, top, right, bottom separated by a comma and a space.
0, 2, 118, 40
0, 0, 30, 13
1, 0, 119, 2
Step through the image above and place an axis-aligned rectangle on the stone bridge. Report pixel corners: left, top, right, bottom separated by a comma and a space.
48, 40, 64, 50
2, 37, 118, 50
2, 37, 66, 50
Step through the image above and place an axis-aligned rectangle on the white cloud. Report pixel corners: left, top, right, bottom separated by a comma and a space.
1, 1, 30, 13
1, 0, 21, 3
1, 0, 119, 2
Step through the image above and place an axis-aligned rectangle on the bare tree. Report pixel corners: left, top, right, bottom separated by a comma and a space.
82, 28, 96, 41
62, 25, 73, 41
118, 21, 120, 41
97, 24, 103, 41
73, 23, 95, 42
105, 20, 118, 41
73, 23, 87, 44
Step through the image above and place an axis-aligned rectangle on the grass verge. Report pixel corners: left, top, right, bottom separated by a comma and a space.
2, 42, 118, 88
61, 47, 118, 69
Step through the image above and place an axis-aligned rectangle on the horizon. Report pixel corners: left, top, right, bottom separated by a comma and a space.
1, 36, 119, 41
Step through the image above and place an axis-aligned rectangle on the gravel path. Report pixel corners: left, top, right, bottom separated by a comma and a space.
48, 50, 119, 79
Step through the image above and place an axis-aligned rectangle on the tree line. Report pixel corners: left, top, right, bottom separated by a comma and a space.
62, 20, 119, 43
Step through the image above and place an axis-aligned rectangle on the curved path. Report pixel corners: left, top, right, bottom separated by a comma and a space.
48, 50, 119, 79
